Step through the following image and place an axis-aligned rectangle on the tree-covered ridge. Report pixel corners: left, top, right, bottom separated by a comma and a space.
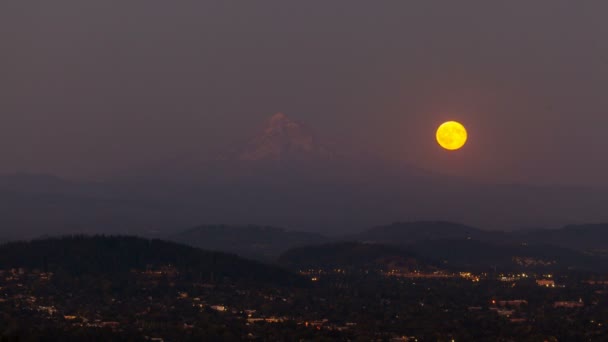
0, 235, 302, 286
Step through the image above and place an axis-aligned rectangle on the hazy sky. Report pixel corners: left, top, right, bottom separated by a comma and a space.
2, 1, 607, 185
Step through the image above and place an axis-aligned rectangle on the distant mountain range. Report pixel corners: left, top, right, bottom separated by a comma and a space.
1, 113, 608, 237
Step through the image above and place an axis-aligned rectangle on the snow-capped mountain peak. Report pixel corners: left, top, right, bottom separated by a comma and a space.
230, 113, 334, 161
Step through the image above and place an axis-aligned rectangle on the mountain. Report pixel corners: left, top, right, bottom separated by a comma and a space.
226, 112, 335, 161
108, 110, 608, 232
169, 225, 330, 261
278, 242, 437, 271
0, 236, 302, 286
2, 113, 608, 237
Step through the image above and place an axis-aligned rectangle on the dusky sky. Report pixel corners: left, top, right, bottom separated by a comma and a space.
2, 1, 607, 185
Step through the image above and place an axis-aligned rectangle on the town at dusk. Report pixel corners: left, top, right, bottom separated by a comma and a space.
2, 1, 608, 341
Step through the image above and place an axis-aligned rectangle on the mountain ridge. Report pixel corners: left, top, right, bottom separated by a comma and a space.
1, 113, 608, 235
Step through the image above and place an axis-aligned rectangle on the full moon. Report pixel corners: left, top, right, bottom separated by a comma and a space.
436, 121, 468, 151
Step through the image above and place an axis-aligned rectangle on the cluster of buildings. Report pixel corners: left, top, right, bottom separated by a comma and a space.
1, 265, 607, 340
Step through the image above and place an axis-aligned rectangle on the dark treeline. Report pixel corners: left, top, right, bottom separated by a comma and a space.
0, 236, 303, 286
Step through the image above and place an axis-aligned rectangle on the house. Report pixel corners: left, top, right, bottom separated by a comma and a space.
536, 279, 555, 287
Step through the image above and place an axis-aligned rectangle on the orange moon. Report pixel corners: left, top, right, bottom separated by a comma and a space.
436, 121, 468, 150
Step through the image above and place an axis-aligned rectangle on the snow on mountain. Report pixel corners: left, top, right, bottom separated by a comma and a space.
228, 113, 335, 161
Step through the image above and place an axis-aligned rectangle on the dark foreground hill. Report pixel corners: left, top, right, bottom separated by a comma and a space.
350, 222, 608, 270
170, 225, 329, 261
353, 221, 507, 245
278, 242, 439, 272
516, 224, 608, 252
0, 235, 302, 286
407, 239, 608, 272
279, 239, 608, 273
167, 221, 608, 264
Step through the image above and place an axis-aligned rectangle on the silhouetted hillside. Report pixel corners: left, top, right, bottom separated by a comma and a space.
407, 239, 608, 272
354, 221, 506, 245
0, 236, 302, 286
170, 225, 329, 261
517, 224, 608, 252
278, 242, 437, 271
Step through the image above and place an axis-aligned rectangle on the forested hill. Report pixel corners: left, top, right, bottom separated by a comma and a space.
0, 236, 303, 286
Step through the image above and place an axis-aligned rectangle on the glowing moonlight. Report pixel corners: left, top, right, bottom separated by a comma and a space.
436, 121, 468, 150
